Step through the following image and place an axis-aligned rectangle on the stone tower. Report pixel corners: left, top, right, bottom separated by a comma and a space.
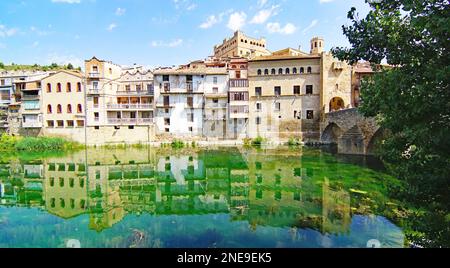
310, 37, 325, 55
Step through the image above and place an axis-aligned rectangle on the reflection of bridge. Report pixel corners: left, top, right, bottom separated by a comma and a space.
321, 108, 384, 155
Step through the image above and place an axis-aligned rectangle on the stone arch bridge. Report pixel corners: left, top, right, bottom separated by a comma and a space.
320, 108, 383, 155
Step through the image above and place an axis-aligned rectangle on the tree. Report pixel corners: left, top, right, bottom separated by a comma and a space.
50, 63, 58, 69
67, 63, 74, 70
332, 0, 449, 247
0, 62, 4, 69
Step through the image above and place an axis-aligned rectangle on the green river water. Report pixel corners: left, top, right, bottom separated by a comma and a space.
0, 146, 407, 248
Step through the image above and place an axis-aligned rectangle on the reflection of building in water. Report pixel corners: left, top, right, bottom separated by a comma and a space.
0, 148, 351, 234
43, 162, 87, 219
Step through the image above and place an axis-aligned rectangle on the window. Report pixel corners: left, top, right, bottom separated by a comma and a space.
77, 120, 84, 127
307, 67, 312, 73
57, 120, 64, 127
278, 68, 283, 75
306, 85, 313, 94
125, 85, 131, 91
66, 82, 71, 92
47, 105, 52, 114
264, 69, 269, 75
128, 126, 134, 129
57, 104, 62, 114
235, 70, 241, 79
93, 66, 98, 73
257, 69, 262, 76
77, 104, 82, 113
294, 86, 301, 95
46, 83, 52, 93
285, 68, 290, 74
187, 97, 193, 107
293, 68, 297, 74
136, 85, 142, 91
256, 117, 261, 125
187, 113, 194, 122
165, 128, 170, 133
307, 110, 314, 120
67, 120, 74, 128
109, 68, 112, 75
335, 83, 339, 90
274, 86, 281, 96
271, 68, 276, 75
188, 127, 193, 132
163, 75, 170, 82
47, 120, 54, 128
275, 102, 281, 111
300, 67, 304, 74
213, 77, 218, 85
212, 87, 218, 94
93, 97, 99, 107
164, 118, 170, 125
67, 104, 72, 114
255, 87, 262, 97
256, 103, 262, 111
94, 112, 99, 120
95, 126, 100, 130
77, 82, 82, 92
57, 83, 62, 92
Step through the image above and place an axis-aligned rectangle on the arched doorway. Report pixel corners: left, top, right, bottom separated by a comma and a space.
329, 97, 345, 112
321, 123, 343, 144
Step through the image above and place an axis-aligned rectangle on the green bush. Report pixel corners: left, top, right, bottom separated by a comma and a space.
288, 137, 301, 146
243, 138, 252, 146
171, 140, 185, 149
0, 134, 18, 151
0, 134, 81, 152
251, 136, 265, 146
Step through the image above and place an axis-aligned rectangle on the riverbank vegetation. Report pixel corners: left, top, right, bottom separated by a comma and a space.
0, 134, 81, 152
333, 0, 449, 247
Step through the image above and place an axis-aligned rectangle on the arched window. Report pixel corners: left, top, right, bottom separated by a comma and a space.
67, 104, 72, 114
47, 105, 52, 114
46, 83, 52, 93
300, 67, 304, 74
57, 83, 62, 92
293, 68, 297, 74
307, 67, 312, 73
278, 68, 283, 75
285, 68, 290, 74
271, 69, 276, 75
77, 82, 82, 92
66, 82, 71, 92
257, 69, 262, 76
57, 104, 62, 114
77, 104, 82, 113
264, 69, 269, 75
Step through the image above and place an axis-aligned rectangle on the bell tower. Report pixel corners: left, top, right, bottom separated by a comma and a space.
310, 37, 325, 55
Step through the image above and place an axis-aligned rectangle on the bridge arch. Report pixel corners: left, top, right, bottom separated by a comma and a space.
367, 128, 385, 155
338, 125, 365, 155
321, 123, 343, 144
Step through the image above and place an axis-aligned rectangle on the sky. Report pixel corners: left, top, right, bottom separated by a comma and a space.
0, 0, 371, 69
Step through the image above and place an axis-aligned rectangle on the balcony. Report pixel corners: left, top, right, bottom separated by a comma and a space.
116, 90, 154, 96
204, 115, 227, 121
106, 104, 154, 110
205, 103, 227, 109
107, 118, 154, 125
88, 72, 100, 79
229, 105, 249, 119
22, 95, 40, 101
22, 121, 42, 128
88, 88, 100, 94
160, 82, 201, 94
229, 79, 249, 88
204, 91, 228, 98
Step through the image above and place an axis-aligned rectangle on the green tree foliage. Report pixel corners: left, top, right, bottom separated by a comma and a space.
67, 63, 74, 70
332, 0, 449, 247
0, 62, 4, 69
